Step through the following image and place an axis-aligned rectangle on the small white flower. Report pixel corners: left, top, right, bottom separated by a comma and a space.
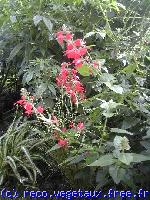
113, 135, 130, 151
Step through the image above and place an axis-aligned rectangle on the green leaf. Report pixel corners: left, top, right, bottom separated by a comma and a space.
88, 154, 116, 167
99, 73, 116, 83
43, 17, 53, 32
69, 153, 87, 164
106, 83, 124, 94
109, 165, 126, 184
7, 43, 24, 62
121, 117, 140, 130
140, 141, 150, 150
118, 153, 133, 165
77, 64, 91, 76
84, 32, 95, 38
33, 15, 43, 26
131, 153, 150, 163
25, 71, 34, 84
36, 83, 47, 96
48, 85, 56, 96
47, 144, 61, 152
110, 128, 133, 135
122, 64, 137, 74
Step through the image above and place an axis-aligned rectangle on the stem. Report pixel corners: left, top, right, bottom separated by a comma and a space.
102, 117, 108, 134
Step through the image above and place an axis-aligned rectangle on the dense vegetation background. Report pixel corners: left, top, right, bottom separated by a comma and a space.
0, 0, 150, 199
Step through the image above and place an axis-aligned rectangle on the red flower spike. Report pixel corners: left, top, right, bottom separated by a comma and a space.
65, 33, 73, 41
66, 43, 74, 50
58, 138, 68, 147
77, 122, 85, 130
21, 96, 26, 100
15, 99, 26, 105
36, 105, 44, 114
56, 31, 65, 45
73, 39, 82, 47
73, 59, 83, 68
79, 47, 87, 56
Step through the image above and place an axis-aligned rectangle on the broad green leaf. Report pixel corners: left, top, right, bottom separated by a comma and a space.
43, 17, 53, 32
109, 165, 126, 184
7, 43, 24, 62
118, 153, 133, 165
140, 141, 150, 150
131, 153, 150, 163
99, 73, 116, 83
118, 153, 150, 165
77, 64, 91, 76
106, 83, 124, 94
122, 64, 137, 74
121, 117, 140, 129
110, 128, 133, 135
88, 154, 116, 167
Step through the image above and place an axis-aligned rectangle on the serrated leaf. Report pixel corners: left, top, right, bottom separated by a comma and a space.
118, 153, 133, 165
110, 128, 133, 135
43, 17, 53, 32
109, 165, 126, 184
7, 43, 24, 62
88, 154, 115, 167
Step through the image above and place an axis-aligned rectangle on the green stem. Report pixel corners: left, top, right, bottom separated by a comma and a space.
103, 117, 108, 134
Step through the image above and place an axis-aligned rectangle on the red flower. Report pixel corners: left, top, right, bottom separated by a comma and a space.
66, 43, 74, 50
73, 39, 82, 47
74, 81, 84, 93
56, 31, 65, 45
23, 102, 33, 115
15, 99, 26, 105
77, 122, 84, 130
65, 33, 73, 41
36, 105, 44, 113
21, 96, 26, 100
58, 138, 68, 147
79, 47, 87, 56
73, 59, 83, 68
93, 61, 98, 68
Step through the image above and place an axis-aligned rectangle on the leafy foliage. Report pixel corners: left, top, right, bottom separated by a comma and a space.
0, 0, 150, 192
